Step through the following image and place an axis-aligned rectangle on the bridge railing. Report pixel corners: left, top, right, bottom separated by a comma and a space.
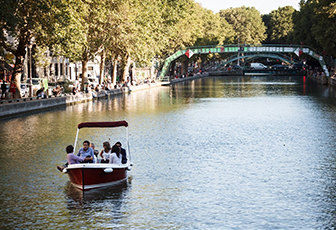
158, 44, 329, 81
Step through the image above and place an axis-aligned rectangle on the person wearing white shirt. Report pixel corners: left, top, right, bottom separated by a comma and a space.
100, 141, 111, 163
109, 145, 122, 164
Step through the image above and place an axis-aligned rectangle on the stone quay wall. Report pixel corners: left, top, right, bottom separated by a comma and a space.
0, 82, 162, 118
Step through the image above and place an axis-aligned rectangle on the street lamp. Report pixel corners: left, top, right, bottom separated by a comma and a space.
237, 37, 240, 66
28, 40, 33, 97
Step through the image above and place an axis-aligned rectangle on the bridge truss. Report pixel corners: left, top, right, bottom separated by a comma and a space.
159, 45, 329, 80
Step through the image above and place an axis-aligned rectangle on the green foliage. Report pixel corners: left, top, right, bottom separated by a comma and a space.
32, 45, 51, 68
267, 6, 296, 44
194, 8, 235, 46
2, 0, 336, 79
311, 0, 336, 55
219, 6, 266, 44
262, 14, 272, 44
292, 1, 319, 48
291, 0, 336, 57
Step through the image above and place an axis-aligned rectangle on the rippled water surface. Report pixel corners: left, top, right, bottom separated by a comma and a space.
1, 76, 336, 229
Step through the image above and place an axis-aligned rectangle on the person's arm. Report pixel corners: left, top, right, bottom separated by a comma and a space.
84, 156, 93, 161
68, 154, 85, 164
88, 148, 95, 163
76, 155, 86, 162
77, 149, 81, 157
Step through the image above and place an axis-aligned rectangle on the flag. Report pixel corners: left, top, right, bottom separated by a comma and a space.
294, 48, 303, 57
185, 49, 194, 58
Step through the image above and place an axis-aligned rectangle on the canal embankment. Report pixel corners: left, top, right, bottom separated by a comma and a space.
0, 82, 164, 118
1, 71, 335, 118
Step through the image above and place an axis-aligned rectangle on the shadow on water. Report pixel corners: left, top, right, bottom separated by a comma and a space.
64, 176, 133, 209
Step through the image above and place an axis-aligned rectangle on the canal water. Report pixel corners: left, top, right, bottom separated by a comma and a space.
1, 76, 336, 229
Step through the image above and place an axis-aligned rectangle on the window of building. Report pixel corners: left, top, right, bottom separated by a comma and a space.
60, 63, 63, 75
55, 63, 58, 76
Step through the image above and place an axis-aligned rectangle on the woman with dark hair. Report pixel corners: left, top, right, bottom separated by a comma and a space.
100, 141, 111, 163
109, 145, 121, 164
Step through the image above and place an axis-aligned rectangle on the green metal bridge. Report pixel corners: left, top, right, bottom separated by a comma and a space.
159, 44, 329, 80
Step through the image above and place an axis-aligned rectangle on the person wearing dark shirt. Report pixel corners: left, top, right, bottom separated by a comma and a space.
115, 141, 127, 164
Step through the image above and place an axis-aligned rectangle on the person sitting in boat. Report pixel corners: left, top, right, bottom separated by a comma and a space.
100, 141, 111, 163
109, 145, 122, 164
90, 143, 99, 163
77, 140, 95, 163
115, 141, 127, 164
57, 145, 93, 172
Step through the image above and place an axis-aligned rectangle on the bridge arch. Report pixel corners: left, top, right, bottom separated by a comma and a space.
159, 44, 329, 80
217, 53, 298, 70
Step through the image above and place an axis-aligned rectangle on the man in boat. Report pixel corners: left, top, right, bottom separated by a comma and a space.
90, 143, 99, 163
77, 140, 96, 163
115, 141, 127, 164
57, 145, 93, 172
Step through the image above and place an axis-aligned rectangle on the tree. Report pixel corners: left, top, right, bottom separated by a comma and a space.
0, 0, 65, 98
292, 0, 336, 58
219, 6, 266, 44
159, 0, 202, 56
292, 1, 319, 49
262, 14, 272, 44
268, 6, 296, 44
194, 8, 235, 46
311, 0, 336, 57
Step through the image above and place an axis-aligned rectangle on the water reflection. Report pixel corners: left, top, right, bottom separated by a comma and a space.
3, 76, 336, 228
170, 76, 306, 100
63, 178, 132, 228
64, 178, 131, 207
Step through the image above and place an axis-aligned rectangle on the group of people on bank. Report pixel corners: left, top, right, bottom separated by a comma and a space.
57, 139, 127, 172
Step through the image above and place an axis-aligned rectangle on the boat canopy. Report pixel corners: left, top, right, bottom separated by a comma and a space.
78, 121, 128, 129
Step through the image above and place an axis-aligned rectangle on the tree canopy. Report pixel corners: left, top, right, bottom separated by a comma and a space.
267, 6, 296, 44
219, 6, 266, 44
265, 0, 336, 58
1, 0, 336, 98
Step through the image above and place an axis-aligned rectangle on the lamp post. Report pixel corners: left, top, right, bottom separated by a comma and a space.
28, 40, 33, 97
237, 37, 240, 66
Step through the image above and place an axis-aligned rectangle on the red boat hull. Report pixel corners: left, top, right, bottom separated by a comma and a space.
66, 164, 128, 190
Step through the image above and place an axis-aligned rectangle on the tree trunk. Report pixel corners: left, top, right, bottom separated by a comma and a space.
12, 38, 28, 98
99, 49, 105, 85
112, 59, 118, 86
46, 65, 50, 82
62, 57, 66, 81
122, 55, 131, 82
81, 52, 89, 91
